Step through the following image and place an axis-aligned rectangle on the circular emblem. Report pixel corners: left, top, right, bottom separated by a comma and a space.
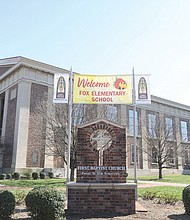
90, 129, 112, 152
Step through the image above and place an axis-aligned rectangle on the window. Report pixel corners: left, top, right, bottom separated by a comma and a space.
131, 145, 138, 163
151, 146, 157, 164
180, 120, 188, 142
129, 109, 138, 136
165, 117, 174, 140
32, 149, 38, 164
73, 104, 84, 125
148, 113, 156, 138
107, 105, 117, 122
169, 145, 174, 164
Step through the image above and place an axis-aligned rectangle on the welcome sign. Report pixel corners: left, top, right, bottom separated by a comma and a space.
73, 74, 132, 104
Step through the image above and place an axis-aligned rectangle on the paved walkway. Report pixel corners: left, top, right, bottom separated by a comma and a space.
137, 180, 189, 188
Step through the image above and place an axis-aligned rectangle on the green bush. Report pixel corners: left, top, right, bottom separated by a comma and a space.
0, 173, 6, 180
32, 172, 39, 180
13, 172, 20, 180
141, 191, 156, 200
183, 185, 190, 215
48, 171, 54, 179
0, 190, 16, 218
14, 190, 27, 205
157, 193, 178, 205
6, 173, 12, 179
40, 172, 46, 179
24, 172, 32, 179
25, 186, 66, 220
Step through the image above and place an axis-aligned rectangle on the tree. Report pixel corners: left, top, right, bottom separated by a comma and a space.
33, 95, 97, 181
141, 114, 188, 179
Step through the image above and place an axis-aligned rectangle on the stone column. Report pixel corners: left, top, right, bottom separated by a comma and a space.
11, 81, 31, 169
175, 117, 182, 169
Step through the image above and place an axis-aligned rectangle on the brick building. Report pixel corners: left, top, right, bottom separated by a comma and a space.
0, 56, 190, 176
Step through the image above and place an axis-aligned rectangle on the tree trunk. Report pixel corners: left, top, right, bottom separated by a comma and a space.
158, 164, 163, 179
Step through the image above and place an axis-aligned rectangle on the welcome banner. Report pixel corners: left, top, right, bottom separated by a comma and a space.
73, 74, 132, 104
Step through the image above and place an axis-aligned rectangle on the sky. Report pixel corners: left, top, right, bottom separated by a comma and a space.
1, 0, 190, 105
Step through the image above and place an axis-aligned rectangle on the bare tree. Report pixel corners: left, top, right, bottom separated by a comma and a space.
33, 94, 97, 181
141, 114, 189, 179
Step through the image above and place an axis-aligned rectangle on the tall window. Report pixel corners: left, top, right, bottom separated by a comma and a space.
73, 104, 84, 126
131, 145, 138, 163
129, 109, 138, 136
151, 146, 157, 164
180, 120, 188, 142
165, 117, 174, 140
107, 105, 117, 122
148, 113, 156, 138
169, 145, 174, 164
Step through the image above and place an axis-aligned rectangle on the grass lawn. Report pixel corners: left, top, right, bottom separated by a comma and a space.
0, 178, 66, 188
138, 186, 184, 201
128, 174, 190, 184
0, 175, 188, 203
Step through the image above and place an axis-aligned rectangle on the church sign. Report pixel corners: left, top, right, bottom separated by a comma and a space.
76, 120, 127, 183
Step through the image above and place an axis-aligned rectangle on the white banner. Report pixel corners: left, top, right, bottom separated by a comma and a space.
53, 73, 69, 103
135, 75, 151, 104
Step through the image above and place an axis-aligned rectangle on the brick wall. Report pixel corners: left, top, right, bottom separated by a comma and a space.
3, 85, 17, 168
77, 121, 127, 183
67, 183, 136, 215
26, 83, 48, 168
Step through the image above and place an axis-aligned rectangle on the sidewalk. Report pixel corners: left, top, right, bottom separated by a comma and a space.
137, 180, 189, 188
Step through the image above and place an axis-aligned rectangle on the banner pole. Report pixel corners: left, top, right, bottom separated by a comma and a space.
67, 67, 73, 183
132, 67, 138, 200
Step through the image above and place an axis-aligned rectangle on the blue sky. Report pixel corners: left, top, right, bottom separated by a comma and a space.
1, 0, 190, 105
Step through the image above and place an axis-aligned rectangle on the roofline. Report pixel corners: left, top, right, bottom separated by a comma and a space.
77, 119, 126, 129
0, 56, 70, 81
151, 95, 190, 111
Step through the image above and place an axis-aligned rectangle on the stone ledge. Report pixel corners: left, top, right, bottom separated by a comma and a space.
67, 182, 137, 190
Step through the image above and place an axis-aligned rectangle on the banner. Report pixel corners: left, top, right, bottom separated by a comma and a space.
135, 75, 151, 104
53, 73, 69, 103
73, 74, 132, 104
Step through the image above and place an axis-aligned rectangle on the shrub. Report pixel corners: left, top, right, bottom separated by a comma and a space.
183, 185, 190, 215
0, 190, 16, 218
40, 172, 46, 179
24, 172, 32, 179
25, 186, 66, 220
48, 171, 54, 179
13, 172, 20, 180
6, 173, 12, 179
141, 191, 156, 200
14, 190, 27, 205
32, 172, 39, 180
0, 173, 6, 180
157, 193, 178, 205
